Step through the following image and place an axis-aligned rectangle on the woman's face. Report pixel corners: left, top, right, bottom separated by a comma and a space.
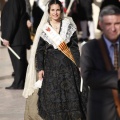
49, 4, 61, 21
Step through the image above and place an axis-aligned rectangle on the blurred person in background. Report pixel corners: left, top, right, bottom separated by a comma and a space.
79, 0, 95, 42
11, 0, 32, 77
1, 0, 32, 89
69, 0, 81, 32
68, 0, 95, 42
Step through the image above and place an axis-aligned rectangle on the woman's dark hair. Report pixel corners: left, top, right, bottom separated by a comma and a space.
48, 0, 63, 14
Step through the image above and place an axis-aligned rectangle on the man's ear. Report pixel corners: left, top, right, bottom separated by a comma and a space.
98, 20, 103, 30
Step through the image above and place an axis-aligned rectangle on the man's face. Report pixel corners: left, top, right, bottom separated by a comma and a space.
99, 15, 120, 43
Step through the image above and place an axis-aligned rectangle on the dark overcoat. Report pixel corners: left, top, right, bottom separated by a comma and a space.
1, 0, 31, 47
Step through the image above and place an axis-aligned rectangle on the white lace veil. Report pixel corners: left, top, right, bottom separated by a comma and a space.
23, 0, 49, 98
23, 0, 77, 98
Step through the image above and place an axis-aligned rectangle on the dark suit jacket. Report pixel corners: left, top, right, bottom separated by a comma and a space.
80, 38, 119, 120
1, 0, 31, 46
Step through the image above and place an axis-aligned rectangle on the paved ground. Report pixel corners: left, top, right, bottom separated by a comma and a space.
0, 46, 26, 120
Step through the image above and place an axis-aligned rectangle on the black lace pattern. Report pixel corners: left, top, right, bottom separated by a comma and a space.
37, 50, 86, 120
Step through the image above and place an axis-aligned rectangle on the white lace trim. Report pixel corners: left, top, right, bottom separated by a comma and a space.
40, 17, 76, 49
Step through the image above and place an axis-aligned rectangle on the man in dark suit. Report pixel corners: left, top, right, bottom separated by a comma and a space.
1, 0, 32, 89
81, 5, 120, 120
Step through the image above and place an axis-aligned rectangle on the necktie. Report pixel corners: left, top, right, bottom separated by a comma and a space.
112, 43, 119, 70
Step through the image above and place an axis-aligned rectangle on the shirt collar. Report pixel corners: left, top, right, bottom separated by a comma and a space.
103, 35, 119, 48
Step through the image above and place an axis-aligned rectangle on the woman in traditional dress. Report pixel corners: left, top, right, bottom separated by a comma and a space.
36, 0, 87, 119
23, 0, 88, 119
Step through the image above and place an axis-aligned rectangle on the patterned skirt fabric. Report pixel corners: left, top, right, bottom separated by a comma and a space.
38, 49, 87, 120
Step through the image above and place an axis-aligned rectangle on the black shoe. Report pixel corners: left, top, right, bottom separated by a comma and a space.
11, 72, 15, 77
5, 86, 15, 89
5, 86, 23, 90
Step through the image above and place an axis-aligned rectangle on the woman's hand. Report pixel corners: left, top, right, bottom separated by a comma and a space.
38, 70, 44, 80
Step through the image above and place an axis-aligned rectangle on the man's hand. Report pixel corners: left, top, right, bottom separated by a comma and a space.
119, 0, 120, 2
27, 20, 32, 28
38, 70, 44, 80
2, 39, 9, 46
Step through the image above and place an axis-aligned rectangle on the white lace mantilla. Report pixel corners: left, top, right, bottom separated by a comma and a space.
40, 17, 76, 49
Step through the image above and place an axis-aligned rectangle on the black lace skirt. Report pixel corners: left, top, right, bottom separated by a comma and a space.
38, 49, 87, 120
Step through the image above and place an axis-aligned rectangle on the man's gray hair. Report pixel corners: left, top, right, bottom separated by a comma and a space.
99, 5, 120, 21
